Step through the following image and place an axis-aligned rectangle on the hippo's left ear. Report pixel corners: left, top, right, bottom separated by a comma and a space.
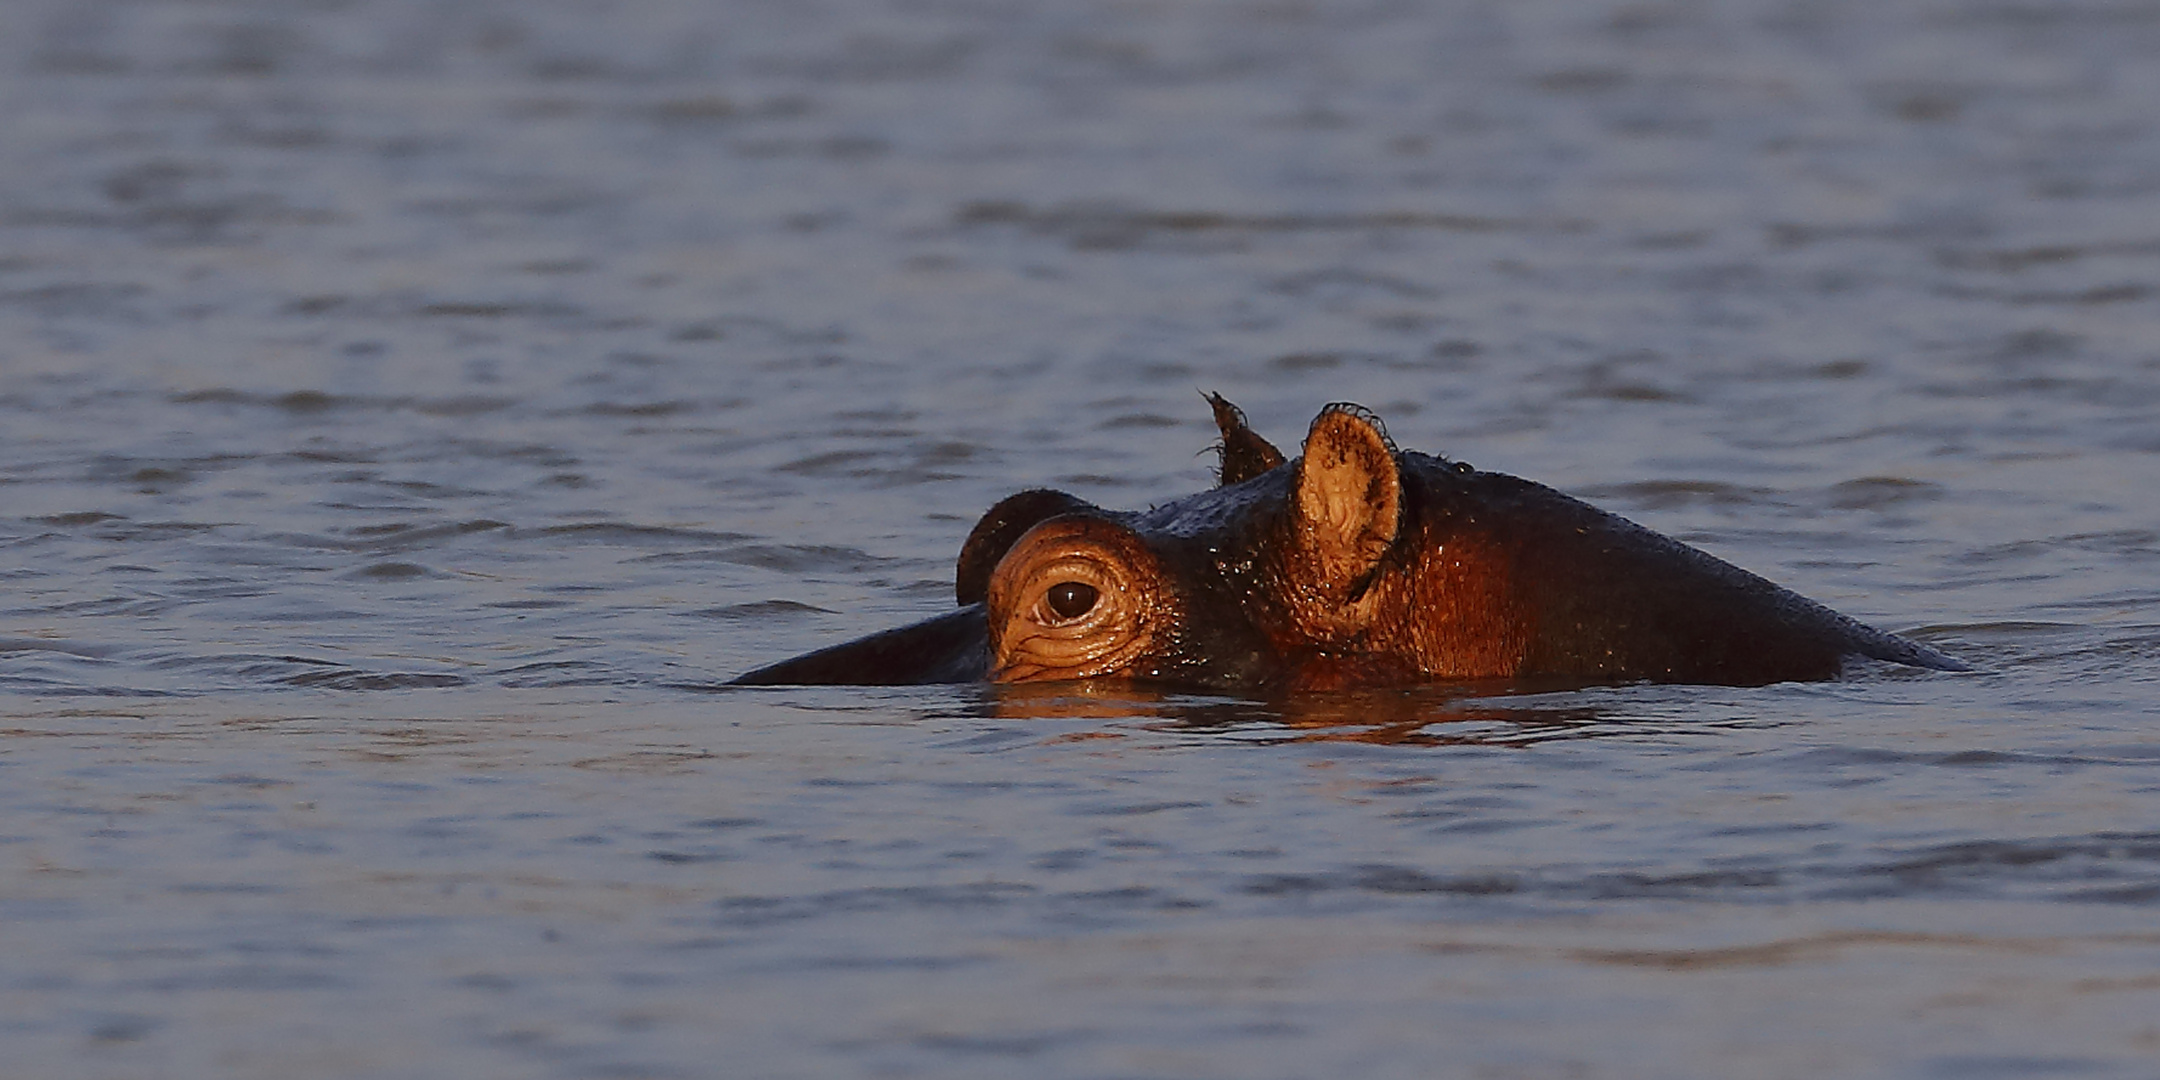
1288, 403, 1402, 606
955, 489, 1099, 605
1205, 392, 1285, 486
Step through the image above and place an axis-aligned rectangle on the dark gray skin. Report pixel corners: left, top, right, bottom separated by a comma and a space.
732, 397, 1966, 691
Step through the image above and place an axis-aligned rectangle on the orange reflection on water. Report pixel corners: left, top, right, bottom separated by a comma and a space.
983, 678, 1617, 747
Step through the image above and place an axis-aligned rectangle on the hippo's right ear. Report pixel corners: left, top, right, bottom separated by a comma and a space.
955, 489, 1100, 606
1288, 403, 1402, 610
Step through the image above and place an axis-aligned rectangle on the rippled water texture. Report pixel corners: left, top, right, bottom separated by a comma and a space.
5, 1, 2160, 1077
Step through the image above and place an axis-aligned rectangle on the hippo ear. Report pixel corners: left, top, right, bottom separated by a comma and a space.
955, 489, 1099, 605
1289, 403, 1401, 600
1205, 392, 1285, 486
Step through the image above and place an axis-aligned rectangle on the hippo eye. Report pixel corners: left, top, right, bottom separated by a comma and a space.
1044, 581, 1099, 622
985, 516, 1167, 684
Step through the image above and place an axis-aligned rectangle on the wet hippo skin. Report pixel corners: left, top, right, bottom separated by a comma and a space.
732, 396, 1966, 691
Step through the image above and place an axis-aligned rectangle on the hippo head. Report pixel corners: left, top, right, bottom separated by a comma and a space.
731, 396, 1964, 691
954, 399, 1439, 689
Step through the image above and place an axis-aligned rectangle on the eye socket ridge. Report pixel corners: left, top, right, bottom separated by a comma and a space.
986, 516, 1169, 683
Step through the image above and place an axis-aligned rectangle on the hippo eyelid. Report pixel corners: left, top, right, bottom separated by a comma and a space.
1016, 552, 1122, 631
956, 489, 1101, 606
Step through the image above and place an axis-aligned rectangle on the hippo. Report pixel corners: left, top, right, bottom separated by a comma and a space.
731, 396, 1965, 691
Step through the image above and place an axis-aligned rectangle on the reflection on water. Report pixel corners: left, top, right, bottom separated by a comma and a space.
5, 0, 2160, 1076
982, 679, 1624, 746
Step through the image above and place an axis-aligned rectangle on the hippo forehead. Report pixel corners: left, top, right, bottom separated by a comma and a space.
959, 464, 1297, 605
1002, 472, 1299, 622
1128, 465, 1294, 542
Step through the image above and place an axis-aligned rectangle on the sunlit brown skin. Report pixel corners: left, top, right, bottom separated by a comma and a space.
984, 517, 1180, 683
729, 396, 1966, 690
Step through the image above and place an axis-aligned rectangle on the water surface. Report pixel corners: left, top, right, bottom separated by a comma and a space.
4, 1, 2159, 1077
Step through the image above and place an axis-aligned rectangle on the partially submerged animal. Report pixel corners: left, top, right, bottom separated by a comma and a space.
732, 396, 1964, 690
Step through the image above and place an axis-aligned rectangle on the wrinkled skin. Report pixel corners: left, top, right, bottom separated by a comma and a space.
732, 397, 1967, 691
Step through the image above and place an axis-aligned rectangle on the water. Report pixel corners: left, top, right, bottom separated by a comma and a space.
4, 0, 2159, 1076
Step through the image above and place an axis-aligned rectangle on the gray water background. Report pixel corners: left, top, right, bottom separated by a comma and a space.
4, 1, 2160, 1077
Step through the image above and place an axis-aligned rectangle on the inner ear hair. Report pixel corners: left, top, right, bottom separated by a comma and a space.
1292, 403, 1402, 591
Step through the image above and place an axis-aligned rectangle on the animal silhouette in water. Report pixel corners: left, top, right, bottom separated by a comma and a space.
733, 396, 1964, 690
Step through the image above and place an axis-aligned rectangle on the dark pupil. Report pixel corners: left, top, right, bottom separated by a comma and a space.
1045, 581, 1099, 620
